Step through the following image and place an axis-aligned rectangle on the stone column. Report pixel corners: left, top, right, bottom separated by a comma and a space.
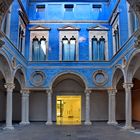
20, 89, 30, 125
123, 83, 134, 130
46, 89, 53, 125
84, 89, 92, 125
4, 83, 15, 130
107, 88, 118, 125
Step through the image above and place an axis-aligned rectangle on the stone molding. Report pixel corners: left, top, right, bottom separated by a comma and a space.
4, 83, 15, 92
108, 88, 117, 96
0, 39, 5, 48
93, 70, 108, 86
123, 83, 133, 90
30, 71, 46, 87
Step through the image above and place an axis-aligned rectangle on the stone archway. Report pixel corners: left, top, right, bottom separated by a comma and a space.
0, 71, 6, 126
52, 73, 86, 124
112, 67, 125, 126
127, 52, 140, 129
13, 68, 26, 123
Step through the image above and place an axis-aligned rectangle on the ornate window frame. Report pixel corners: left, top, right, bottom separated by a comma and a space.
58, 25, 80, 61
18, 16, 26, 55
29, 25, 51, 61
110, 9, 120, 55
87, 25, 109, 61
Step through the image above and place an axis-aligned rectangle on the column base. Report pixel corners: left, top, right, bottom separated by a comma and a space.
84, 121, 92, 125
123, 125, 135, 130
3, 125, 14, 130
107, 121, 118, 125
20, 122, 30, 125
46, 121, 53, 125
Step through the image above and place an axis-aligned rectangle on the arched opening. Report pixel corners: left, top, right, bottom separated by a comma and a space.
112, 68, 125, 126
13, 68, 26, 124
0, 71, 6, 126
0, 53, 12, 127
52, 73, 86, 125
13, 78, 21, 123
127, 52, 140, 129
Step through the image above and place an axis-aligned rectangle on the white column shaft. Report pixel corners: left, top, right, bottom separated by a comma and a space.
85, 91, 91, 125
20, 92, 30, 125
107, 89, 117, 125
123, 83, 134, 129
46, 90, 52, 125
6, 90, 13, 129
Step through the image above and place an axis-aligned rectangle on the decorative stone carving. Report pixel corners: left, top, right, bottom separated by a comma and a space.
0, 39, 5, 48
122, 57, 127, 68
12, 57, 16, 69
134, 35, 140, 48
30, 71, 46, 87
123, 83, 133, 90
4, 83, 15, 92
93, 70, 108, 86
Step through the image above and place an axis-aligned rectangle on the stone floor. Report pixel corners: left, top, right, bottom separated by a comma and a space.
0, 122, 140, 140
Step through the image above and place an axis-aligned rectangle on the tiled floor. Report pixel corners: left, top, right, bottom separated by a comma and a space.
0, 122, 140, 140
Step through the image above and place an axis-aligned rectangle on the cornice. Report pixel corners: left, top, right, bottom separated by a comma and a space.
57, 25, 80, 31
29, 20, 109, 24
87, 25, 109, 31
29, 25, 51, 31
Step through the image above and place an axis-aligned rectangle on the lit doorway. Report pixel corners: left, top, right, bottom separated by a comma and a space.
56, 96, 81, 125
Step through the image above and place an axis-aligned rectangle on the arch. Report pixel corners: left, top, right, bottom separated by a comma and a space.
126, 50, 140, 82
13, 65, 26, 89
112, 65, 125, 88
50, 71, 87, 90
0, 51, 12, 82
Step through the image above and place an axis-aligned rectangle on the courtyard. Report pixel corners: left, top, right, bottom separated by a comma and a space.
0, 122, 140, 140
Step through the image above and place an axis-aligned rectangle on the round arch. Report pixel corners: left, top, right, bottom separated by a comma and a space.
50, 71, 87, 90
112, 65, 125, 88
0, 51, 12, 83
126, 50, 140, 82
13, 65, 26, 89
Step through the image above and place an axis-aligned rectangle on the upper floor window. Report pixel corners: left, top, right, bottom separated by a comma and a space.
18, 18, 26, 55
58, 25, 80, 61
113, 25, 120, 53
112, 15, 120, 54
18, 25, 25, 53
92, 36, 105, 61
32, 36, 47, 61
127, 2, 139, 36
62, 36, 76, 61
30, 25, 51, 61
88, 25, 108, 61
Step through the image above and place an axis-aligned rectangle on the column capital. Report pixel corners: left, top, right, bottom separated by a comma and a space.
85, 89, 92, 94
20, 89, 30, 94
108, 88, 117, 96
46, 89, 52, 94
123, 83, 133, 89
4, 83, 15, 92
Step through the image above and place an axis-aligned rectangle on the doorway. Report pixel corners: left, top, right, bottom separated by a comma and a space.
56, 96, 81, 125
